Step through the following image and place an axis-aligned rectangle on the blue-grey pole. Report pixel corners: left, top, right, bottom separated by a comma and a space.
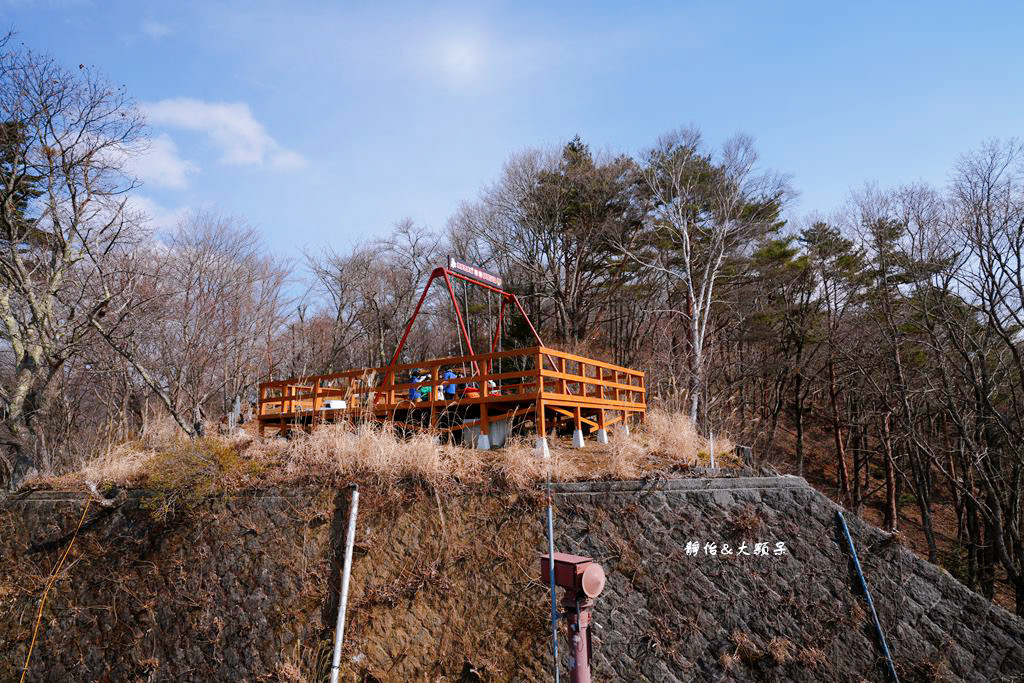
544, 499, 561, 679
836, 511, 899, 682
546, 482, 561, 682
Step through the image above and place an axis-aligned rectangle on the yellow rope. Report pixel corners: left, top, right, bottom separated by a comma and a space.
19, 498, 91, 683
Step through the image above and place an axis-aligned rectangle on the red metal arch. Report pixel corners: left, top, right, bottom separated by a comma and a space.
384, 266, 543, 381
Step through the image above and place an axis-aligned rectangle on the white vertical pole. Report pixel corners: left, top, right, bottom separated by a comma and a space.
710, 432, 716, 468
329, 486, 359, 683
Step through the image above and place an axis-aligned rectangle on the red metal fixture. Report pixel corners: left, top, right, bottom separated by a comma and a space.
384, 262, 544, 382
541, 552, 607, 683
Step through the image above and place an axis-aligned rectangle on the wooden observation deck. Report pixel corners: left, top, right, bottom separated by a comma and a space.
257, 259, 645, 447
257, 346, 645, 445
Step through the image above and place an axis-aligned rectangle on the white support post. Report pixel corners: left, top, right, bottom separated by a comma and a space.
596, 428, 609, 444
476, 433, 491, 450
535, 436, 550, 457
329, 486, 359, 683
572, 429, 585, 449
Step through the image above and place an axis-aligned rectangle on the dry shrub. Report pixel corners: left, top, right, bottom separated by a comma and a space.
611, 408, 735, 468
768, 636, 794, 665
51, 416, 191, 489
849, 597, 867, 627
486, 437, 553, 488
727, 505, 763, 539
139, 416, 194, 450
645, 408, 706, 463
275, 662, 304, 683
280, 423, 468, 488
730, 630, 762, 664
76, 442, 157, 488
43, 409, 741, 494
276, 637, 332, 683
605, 432, 648, 478
796, 646, 826, 668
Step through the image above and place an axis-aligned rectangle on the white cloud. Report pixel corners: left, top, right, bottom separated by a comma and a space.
127, 133, 199, 189
143, 97, 307, 169
141, 20, 174, 39
127, 195, 191, 232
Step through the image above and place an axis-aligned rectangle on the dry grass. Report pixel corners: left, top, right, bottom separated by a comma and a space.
796, 646, 827, 668
608, 408, 737, 470
767, 636, 794, 665
35, 408, 739, 494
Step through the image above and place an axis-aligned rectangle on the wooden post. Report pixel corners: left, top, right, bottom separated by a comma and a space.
639, 371, 646, 425
310, 379, 319, 430
536, 399, 546, 439
557, 357, 567, 395
479, 401, 490, 449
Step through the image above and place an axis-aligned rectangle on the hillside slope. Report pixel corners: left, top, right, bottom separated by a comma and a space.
2, 475, 1022, 681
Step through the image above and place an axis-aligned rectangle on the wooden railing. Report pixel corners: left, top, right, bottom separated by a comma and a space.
258, 346, 645, 420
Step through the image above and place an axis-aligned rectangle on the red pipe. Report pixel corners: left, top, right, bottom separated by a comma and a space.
510, 294, 544, 346
383, 267, 542, 390
387, 268, 440, 369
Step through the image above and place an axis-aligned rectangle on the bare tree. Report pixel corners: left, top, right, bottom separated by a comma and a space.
623, 128, 790, 422
98, 210, 289, 434
0, 39, 144, 487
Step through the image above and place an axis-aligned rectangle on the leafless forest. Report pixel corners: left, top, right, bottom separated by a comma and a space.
3, 37, 1024, 612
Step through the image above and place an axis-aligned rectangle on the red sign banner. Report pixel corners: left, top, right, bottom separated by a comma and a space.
447, 256, 503, 289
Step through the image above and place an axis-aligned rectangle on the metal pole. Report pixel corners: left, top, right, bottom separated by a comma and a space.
545, 495, 561, 683
329, 486, 360, 683
836, 511, 899, 682
543, 450, 561, 683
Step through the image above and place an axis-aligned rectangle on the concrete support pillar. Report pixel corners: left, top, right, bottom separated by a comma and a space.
572, 406, 584, 448
596, 408, 608, 445
535, 436, 550, 458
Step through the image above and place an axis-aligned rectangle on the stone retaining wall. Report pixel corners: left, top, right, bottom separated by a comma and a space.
1, 476, 1021, 681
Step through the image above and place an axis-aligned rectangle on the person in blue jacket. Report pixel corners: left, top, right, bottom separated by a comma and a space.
408, 370, 423, 402
442, 368, 459, 401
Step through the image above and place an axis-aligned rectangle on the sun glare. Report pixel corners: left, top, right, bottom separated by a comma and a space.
440, 38, 482, 83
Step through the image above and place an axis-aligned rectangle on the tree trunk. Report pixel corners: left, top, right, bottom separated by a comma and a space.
882, 412, 898, 532
851, 407, 864, 514
911, 447, 939, 563
981, 513, 996, 600
1016, 576, 1024, 617
828, 359, 852, 505
7, 443, 35, 491
965, 488, 979, 589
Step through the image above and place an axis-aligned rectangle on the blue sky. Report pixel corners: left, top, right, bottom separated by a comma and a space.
4, 1, 1022, 258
